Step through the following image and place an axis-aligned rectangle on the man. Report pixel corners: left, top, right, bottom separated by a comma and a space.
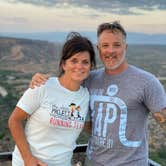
30, 21, 166, 166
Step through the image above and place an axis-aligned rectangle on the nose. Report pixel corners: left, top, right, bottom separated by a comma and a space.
106, 45, 114, 53
76, 62, 84, 69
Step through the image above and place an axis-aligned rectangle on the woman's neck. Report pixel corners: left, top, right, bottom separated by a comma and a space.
58, 75, 81, 91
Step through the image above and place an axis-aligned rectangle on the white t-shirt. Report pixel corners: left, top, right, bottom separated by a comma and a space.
12, 77, 89, 166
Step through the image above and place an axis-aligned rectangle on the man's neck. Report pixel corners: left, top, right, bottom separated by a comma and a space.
105, 62, 129, 75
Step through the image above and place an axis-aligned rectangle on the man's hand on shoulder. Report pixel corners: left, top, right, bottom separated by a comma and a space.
152, 108, 166, 130
29, 73, 50, 89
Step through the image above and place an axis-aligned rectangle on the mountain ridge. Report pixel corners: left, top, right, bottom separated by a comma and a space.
0, 31, 166, 45
0, 36, 166, 77
0, 37, 166, 165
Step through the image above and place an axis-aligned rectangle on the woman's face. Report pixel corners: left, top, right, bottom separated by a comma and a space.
62, 51, 91, 82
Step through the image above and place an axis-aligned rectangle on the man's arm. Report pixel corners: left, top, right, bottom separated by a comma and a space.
152, 108, 166, 130
29, 73, 50, 88
84, 121, 92, 134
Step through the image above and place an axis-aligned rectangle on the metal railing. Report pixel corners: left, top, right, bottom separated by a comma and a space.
0, 144, 161, 166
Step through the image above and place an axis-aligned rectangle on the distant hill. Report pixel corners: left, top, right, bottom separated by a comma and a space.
0, 31, 166, 45
0, 37, 166, 76
0, 37, 62, 74
0, 37, 166, 165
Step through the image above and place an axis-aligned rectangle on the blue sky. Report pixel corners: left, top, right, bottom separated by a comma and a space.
0, 0, 166, 34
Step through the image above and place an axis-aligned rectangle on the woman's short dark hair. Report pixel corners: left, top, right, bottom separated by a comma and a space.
59, 32, 96, 75
97, 21, 127, 40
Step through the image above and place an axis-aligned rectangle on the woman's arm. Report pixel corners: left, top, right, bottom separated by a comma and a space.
8, 106, 47, 166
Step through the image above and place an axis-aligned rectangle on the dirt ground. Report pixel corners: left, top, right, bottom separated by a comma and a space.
0, 161, 11, 166
0, 153, 85, 166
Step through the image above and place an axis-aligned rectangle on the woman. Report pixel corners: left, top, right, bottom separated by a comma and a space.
8, 32, 96, 166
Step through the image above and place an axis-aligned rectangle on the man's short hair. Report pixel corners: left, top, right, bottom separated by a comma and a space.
97, 21, 127, 40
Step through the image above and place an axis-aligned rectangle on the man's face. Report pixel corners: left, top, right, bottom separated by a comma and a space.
98, 30, 127, 73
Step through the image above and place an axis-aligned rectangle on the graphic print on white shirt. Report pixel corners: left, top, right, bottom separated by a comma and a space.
49, 103, 84, 129
90, 84, 141, 150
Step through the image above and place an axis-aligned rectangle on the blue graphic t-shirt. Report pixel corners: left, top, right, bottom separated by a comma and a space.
85, 65, 166, 166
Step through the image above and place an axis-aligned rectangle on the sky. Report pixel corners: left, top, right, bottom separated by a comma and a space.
0, 0, 166, 34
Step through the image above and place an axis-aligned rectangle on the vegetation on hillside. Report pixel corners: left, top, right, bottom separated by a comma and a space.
0, 37, 166, 164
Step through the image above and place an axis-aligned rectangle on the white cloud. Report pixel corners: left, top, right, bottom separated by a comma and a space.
0, 0, 165, 34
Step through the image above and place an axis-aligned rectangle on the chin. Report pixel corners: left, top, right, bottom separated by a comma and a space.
72, 77, 85, 83
106, 61, 124, 70
105, 64, 117, 70
74, 74, 88, 81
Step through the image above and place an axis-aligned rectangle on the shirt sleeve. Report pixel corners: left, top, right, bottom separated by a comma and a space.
144, 76, 166, 113
16, 86, 45, 115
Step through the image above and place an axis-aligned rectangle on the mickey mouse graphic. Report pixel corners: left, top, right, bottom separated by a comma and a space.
69, 103, 82, 120
76, 106, 81, 118
69, 103, 76, 117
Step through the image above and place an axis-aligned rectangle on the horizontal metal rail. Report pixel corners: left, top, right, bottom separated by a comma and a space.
0, 152, 12, 162
0, 144, 161, 166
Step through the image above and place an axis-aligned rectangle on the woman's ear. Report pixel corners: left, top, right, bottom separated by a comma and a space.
126, 43, 128, 50
96, 44, 99, 50
61, 61, 66, 73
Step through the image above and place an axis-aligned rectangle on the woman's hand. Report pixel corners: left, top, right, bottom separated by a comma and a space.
29, 73, 50, 89
24, 155, 48, 166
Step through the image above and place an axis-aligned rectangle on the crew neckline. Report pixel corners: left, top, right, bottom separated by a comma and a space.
55, 77, 82, 93
103, 65, 132, 79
